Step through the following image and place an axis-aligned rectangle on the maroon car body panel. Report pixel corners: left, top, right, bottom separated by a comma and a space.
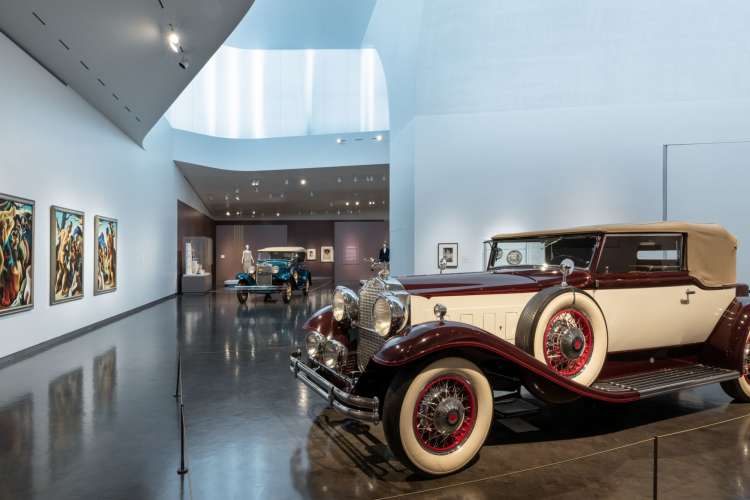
372, 320, 640, 403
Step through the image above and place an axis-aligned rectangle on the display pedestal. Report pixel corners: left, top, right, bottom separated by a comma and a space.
182, 274, 212, 294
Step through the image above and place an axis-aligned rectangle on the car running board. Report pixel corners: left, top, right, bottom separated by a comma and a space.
591, 364, 740, 398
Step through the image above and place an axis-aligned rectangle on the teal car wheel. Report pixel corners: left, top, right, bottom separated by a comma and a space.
282, 281, 293, 303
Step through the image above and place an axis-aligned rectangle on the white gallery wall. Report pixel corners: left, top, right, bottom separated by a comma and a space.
366, 1, 750, 275
0, 33, 207, 359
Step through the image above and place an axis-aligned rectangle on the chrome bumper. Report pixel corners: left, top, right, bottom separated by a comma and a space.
232, 284, 285, 293
289, 350, 380, 423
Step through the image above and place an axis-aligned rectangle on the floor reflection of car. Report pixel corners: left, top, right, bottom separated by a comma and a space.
290, 222, 750, 476
233, 247, 312, 304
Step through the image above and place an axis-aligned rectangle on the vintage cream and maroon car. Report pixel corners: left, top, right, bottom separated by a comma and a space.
290, 222, 750, 476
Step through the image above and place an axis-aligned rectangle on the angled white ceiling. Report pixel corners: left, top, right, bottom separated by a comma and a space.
178, 162, 389, 221
225, 0, 376, 49
0, 0, 253, 145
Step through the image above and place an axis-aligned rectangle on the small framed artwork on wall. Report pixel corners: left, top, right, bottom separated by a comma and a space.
0, 193, 35, 317
321, 246, 334, 263
437, 242, 459, 269
94, 215, 118, 295
307, 248, 317, 261
50, 206, 85, 305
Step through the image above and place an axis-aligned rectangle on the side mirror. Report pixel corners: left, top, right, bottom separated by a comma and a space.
560, 258, 575, 287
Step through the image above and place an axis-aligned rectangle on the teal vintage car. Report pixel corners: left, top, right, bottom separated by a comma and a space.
232, 246, 312, 304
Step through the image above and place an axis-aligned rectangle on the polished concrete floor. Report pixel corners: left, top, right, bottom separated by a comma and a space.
1, 284, 750, 500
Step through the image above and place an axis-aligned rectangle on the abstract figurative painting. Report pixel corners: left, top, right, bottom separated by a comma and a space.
94, 216, 117, 295
50, 206, 84, 305
0, 194, 34, 317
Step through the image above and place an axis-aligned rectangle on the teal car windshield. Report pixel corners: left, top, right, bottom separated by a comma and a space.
489, 235, 597, 270
258, 252, 298, 261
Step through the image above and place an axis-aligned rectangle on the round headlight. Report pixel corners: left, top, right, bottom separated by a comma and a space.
332, 286, 358, 322
305, 331, 325, 358
272, 265, 280, 274
322, 339, 348, 370
373, 293, 406, 337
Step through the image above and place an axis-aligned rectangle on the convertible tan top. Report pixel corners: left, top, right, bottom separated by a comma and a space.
492, 222, 738, 287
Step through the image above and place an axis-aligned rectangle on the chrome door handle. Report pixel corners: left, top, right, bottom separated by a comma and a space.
681, 289, 696, 305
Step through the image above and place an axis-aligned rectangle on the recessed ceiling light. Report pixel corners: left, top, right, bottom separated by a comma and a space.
345, 201, 350, 206
276, 212, 280, 217
355, 201, 360, 206
252, 210, 256, 215
336, 138, 344, 144
236, 210, 241, 215
226, 211, 231, 216
168, 32, 180, 53
374, 134, 384, 142
300, 179, 307, 186
235, 196, 240, 201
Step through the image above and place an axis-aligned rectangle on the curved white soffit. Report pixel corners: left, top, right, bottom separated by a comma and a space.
165, 46, 389, 139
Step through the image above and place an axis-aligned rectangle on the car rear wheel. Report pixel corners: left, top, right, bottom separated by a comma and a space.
383, 357, 493, 476
721, 332, 750, 402
282, 281, 293, 303
516, 287, 607, 396
236, 279, 249, 304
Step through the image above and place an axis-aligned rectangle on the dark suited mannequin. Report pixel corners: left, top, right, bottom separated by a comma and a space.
378, 241, 390, 263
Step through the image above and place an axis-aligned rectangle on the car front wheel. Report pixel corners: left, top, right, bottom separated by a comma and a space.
236, 279, 249, 304
383, 357, 493, 476
721, 331, 750, 402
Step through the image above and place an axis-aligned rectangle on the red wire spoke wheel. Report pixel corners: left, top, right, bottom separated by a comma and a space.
412, 375, 476, 453
542, 308, 594, 377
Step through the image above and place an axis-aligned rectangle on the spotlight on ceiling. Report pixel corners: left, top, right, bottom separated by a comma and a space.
336, 138, 345, 144
355, 201, 360, 206
276, 212, 281, 217
300, 179, 307, 186
374, 134, 383, 142
226, 211, 231, 216
168, 32, 180, 53
345, 201, 350, 206
179, 56, 190, 70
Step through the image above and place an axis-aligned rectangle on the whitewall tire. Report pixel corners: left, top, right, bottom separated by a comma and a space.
516, 287, 607, 387
383, 357, 493, 476
721, 332, 750, 402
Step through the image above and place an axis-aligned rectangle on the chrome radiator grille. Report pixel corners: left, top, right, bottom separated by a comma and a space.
356, 278, 387, 371
357, 328, 386, 371
256, 264, 273, 286
357, 279, 385, 331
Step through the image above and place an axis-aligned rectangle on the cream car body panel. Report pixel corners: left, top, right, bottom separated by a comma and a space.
592, 286, 735, 351
410, 293, 536, 341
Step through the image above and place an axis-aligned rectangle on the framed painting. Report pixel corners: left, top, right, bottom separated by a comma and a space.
438, 242, 459, 269
94, 215, 117, 295
0, 193, 34, 317
321, 246, 334, 263
306, 248, 317, 261
50, 206, 84, 305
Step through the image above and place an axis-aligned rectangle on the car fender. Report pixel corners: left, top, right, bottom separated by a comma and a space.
701, 297, 750, 370
235, 272, 256, 284
303, 306, 350, 346
372, 320, 639, 403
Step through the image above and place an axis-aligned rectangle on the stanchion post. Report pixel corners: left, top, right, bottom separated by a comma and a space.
173, 352, 181, 399
177, 402, 189, 475
652, 436, 658, 500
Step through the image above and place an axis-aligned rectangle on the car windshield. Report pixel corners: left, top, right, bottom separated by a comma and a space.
489, 235, 598, 270
258, 252, 297, 261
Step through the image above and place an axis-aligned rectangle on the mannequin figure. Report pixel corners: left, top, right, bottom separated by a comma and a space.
241, 245, 255, 273
378, 241, 390, 263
